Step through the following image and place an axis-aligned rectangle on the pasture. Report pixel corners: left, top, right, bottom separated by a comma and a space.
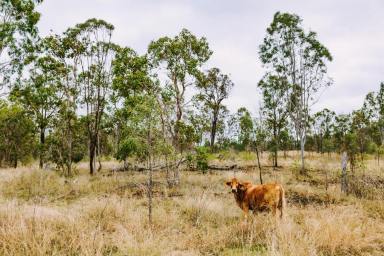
0, 151, 383, 256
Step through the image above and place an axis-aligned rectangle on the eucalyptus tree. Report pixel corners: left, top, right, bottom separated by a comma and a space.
252, 112, 268, 183
130, 85, 167, 225
0, 101, 35, 167
112, 46, 153, 163
363, 82, 384, 146
46, 114, 87, 176
351, 109, 371, 161
10, 44, 64, 168
148, 28, 212, 183
112, 47, 165, 224
34, 32, 84, 175
195, 67, 233, 151
333, 114, 352, 149
259, 12, 333, 173
237, 107, 254, 150
258, 75, 288, 167
186, 107, 210, 145
0, 0, 42, 92
66, 18, 117, 175
312, 108, 335, 154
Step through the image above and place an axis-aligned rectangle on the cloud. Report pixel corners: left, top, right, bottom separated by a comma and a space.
36, 0, 384, 115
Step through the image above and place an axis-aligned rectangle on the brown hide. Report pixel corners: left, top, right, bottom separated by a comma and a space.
226, 178, 285, 218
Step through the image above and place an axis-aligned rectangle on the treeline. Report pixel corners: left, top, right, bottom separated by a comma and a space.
0, 1, 383, 178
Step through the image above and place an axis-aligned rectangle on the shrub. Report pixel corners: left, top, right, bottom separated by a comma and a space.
195, 146, 209, 173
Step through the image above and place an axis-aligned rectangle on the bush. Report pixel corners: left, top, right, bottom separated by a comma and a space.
195, 146, 209, 173
186, 146, 209, 173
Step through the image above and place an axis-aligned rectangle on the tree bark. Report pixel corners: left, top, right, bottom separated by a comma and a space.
89, 136, 97, 175
148, 157, 153, 226
13, 153, 17, 168
147, 119, 153, 226
341, 152, 348, 193
273, 122, 278, 167
300, 135, 305, 174
39, 127, 45, 169
255, 146, 263, 184
97, 134, 102, 172
210, 114, 218, 151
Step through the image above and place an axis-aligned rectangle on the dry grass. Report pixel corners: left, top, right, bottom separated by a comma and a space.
0, 152, 383, 255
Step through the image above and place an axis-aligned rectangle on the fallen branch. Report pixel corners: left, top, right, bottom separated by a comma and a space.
207, 164, 237, 170
112, 159, 187, 172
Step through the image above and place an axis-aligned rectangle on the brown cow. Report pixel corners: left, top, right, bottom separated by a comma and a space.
225, 178, 285, 218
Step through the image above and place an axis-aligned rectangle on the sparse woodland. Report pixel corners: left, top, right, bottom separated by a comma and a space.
0, 1, 384, 255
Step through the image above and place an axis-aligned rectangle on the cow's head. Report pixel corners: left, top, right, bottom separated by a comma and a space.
225, 178, 247, 193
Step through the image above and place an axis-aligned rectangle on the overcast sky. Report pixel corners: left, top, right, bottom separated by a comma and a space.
36, 0, 384, 115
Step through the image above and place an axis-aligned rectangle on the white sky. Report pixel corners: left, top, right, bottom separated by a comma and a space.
36, 0, 384, 115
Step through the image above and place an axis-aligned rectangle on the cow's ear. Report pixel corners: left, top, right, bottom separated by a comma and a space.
238, 183, 246, 190
225, 181, 231, 187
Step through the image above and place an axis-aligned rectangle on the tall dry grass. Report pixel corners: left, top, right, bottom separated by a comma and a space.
0, 152, 383, 255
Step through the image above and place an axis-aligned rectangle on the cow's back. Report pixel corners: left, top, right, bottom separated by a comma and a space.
245, 183, 282, 210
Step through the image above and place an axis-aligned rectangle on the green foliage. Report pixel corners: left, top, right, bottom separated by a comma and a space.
115, 138, 142, 161
65, 18, 117, 174
195, 67, 233, 149
148, 29, 212, 153
10, 45, 65, 167
2, 5, 384, 176
112, 47, 150, 96
237, 107, 253, 150
195, 146, 209, 172
148, 28, 212, 80
259, 12, 333, 171
0, 101, 35, 167
1, 0, 43, 88
311, 108, 336, 153
46, 115, 87, 174
344, 132, 360, 170
176, 121, 199, 153
258, 75, 288, 165
186, 146, 209, 173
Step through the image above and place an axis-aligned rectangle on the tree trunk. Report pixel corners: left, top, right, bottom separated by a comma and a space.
13, 153, 17, 168
97, 134, 102, 172
174, 162, 180, 185
274, 150, 278, 168
89, 137, 96, 175
210, 115, 218, 152
273, 123, 278, 168
147, 153, 153, 226
147, 118, 153, 227
255, 146, 263, 184
39, 127, 45, 169
165, 155, 172, 187
300, 135, 305, 174
67, 113, 73, 176
341, 152, 348, 193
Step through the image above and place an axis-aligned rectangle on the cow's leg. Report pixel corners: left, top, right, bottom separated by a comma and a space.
271, 204, 277, 217
242, 205, 250, 220
278, 205, 283, 219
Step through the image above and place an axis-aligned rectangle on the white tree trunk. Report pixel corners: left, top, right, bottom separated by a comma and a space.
341, 152, 348, 193
300, 134, 305, 173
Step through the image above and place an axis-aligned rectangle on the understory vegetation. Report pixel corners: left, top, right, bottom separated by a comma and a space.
0, 152, 383, 256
